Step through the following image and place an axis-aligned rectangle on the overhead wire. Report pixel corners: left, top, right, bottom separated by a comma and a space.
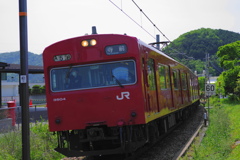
109, 0, 187, 56
109, 0, 156, 39
131, 0, 171, 42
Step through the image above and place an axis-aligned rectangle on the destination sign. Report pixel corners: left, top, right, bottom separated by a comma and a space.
54, 54, 71, 62
105, 44, 127, 55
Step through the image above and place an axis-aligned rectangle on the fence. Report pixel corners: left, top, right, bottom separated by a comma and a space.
1, 96, 19, 105
0, 106, 18, 132
0, 102, 48, 132
1, 95, 46, 106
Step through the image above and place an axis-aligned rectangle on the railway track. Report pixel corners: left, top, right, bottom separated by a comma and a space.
137, 105, 206, 160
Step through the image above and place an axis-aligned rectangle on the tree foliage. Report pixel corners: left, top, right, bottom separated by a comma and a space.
217, 41, 240, 69
164, 28, 240, 60
163, 28, 240, 76
198, 77, 206, 92
31, 85, 46, 94
234, 72, 240, 100
216, 41, 240, 98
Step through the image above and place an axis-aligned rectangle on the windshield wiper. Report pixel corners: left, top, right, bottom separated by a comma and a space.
112, 74, 124, 88
65, 66, 73, 79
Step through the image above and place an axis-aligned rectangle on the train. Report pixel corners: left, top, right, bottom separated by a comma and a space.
43, 30, 200, 157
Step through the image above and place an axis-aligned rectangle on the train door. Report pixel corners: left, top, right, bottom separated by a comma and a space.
189, 77, 193, 101
142, 58, 150, 113
181, 72, 189, 105
166, 66, 173, 109
171, 69, 181, 109
147, 58, 159, 113
157, 64, 173, 110
185, 73, 191, 102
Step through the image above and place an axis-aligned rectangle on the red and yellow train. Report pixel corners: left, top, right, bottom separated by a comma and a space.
43, 33, 199, 157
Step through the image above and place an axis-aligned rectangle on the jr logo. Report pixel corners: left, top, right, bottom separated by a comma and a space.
116, 92, 130, 100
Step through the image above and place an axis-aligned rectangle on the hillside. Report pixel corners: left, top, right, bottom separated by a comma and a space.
163, 28, 240, 75
164, 28, 240, 60
0, 51, 43, 66
0, 52, 43, 83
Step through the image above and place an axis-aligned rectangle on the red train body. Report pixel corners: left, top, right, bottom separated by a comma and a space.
43, 34, 199, 157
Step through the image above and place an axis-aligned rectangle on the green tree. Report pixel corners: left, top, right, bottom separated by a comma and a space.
40, 85, 46, 94
198, 77, 205, 91
216, 41, 240, 98
217, 41, 240, 70
31, 85, 41, 95
164, 28, 240, 60
216, 74, 226, 96
234, 72, 240, 100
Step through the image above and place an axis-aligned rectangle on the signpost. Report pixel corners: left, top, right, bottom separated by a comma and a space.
205, 84, 216, 97
205, 83, 216, 126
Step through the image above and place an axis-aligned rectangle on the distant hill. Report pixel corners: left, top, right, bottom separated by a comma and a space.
0, 52, 43, 83
163, 28, 240, 60
0, 51, 43, 66
162, 28, 240, 76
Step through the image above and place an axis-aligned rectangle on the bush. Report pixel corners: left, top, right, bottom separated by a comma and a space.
0, 121, 64, 160
40, 85, 46, 94
31, 85, 41, 94
30, 85, 46, 95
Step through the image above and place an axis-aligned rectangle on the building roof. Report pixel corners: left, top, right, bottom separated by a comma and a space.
0, 62, 9, 69
0, 63, 43, 74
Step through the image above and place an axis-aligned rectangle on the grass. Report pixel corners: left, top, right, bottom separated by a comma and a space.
181, 97, 240, 160
0, 121, 64, 160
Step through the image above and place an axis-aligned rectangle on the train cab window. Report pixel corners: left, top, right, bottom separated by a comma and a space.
158, 64, 167, 90
50, 60, 136, 92
147, 59, 156, 90
173, 70, 179, 90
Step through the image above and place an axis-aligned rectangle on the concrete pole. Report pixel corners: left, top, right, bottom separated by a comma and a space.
19, 0, 30, 159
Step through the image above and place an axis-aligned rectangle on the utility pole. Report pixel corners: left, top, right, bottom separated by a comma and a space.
156, 34, 160, 50
19, 0, 30, 159
205, 53, 210, 125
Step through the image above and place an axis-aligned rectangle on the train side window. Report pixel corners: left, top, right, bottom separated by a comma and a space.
147, 58, 156, 90
166, 66, 171, 89
158, 64, 167, 90
173, 70, 179, 90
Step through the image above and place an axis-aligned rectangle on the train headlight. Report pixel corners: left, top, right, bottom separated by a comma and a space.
81, 39, 97, 47
90, 39, 97, 46
81, 40, 89, 47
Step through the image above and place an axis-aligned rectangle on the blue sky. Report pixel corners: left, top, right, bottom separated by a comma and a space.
0, 0, 239, 54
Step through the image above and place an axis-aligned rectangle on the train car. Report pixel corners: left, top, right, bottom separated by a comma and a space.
43, 32, 200, 157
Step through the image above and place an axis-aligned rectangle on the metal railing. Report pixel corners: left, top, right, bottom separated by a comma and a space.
0, 103, 48, 132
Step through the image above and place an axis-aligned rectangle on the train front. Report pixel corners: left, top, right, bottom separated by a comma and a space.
43, 34, 146, 157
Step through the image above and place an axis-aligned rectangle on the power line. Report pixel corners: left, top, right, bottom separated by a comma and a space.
109, 0, 156, 39
131, 0, 171, 42
109, 0, 186, 55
